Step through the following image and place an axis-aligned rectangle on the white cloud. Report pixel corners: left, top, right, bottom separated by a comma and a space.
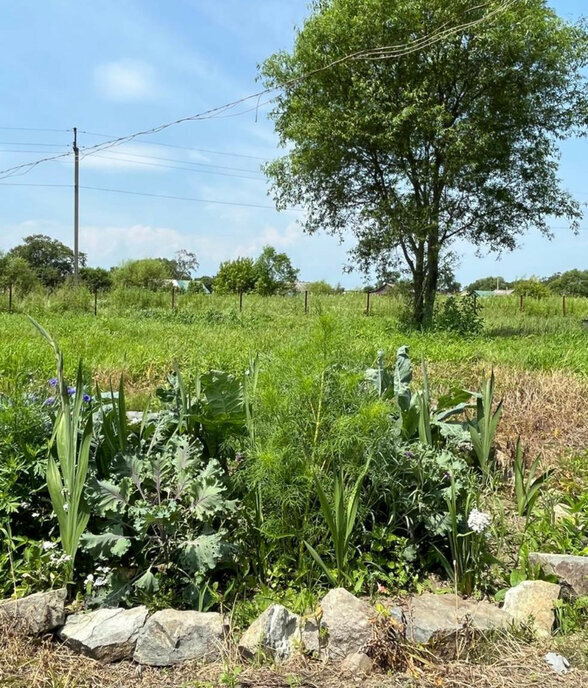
94, 59, 160, 102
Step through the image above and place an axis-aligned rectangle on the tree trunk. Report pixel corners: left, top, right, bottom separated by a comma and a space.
422, 230, 440, 329
411, 242, 426, 328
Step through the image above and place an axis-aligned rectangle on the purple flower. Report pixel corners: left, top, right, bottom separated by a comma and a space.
49, 378, 58, 387
405, 450, 414, 458
83, 394, 91, 403
44, 396, 55, 406
67, 387, 76, 396
235, 452, 244, 462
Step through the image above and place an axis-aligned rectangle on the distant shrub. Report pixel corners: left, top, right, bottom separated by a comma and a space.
434, 293, 483, 337
512, 278, 550, 299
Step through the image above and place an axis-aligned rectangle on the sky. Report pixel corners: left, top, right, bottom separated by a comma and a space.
0, 0, 586, 289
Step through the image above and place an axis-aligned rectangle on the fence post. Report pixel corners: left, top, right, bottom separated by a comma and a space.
365, 290, 371, 316
239, 291, 243, 312
171, 286, 176, 309
562, 294, 566, 317
519, 294, 524, 312
8, 283, 13, 313
304, 290, 308, 314
94, 289, 98, 316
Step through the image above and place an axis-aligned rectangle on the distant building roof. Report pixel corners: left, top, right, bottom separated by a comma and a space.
372, 283, 395, 295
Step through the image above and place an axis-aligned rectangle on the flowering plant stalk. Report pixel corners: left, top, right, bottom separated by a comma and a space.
29, 318, 91, 582
437, 474, 496, 595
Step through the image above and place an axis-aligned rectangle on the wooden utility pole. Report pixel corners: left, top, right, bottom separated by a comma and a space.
73, 127, 80, 283
366, 290, 371, 316
304, 290, 308, 314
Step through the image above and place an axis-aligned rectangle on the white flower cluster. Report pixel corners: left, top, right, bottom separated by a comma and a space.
49, 552, 72, 566
42, 541, 57, 551
84, 565, 111, 589
467, 508, 491, 534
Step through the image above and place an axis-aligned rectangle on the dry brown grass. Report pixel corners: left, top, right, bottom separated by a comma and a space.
427, 362, 588, 470
1, 624, 586, 688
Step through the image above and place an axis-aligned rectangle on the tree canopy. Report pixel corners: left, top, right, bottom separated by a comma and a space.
112, 258, 173, 290
214, 247, 299, 295
214, 257, 258, 294
254, 245, 299, 295
8, 234, 86, 288
262, 0, 588, 326
466, 276, 511, 292
544, 269, 588, 297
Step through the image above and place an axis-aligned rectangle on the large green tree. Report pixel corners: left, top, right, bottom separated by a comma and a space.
112, 258, 173, 290
262, 0, 588, 326
255, 245, 299, 295
545, 269, 588, 297
214, 257, 258, 294
8, 234, 86, 288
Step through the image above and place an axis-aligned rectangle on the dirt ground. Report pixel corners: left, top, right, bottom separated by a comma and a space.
1, 624, 586, 688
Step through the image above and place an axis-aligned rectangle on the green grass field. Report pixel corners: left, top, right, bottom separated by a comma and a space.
1, 292, 587, 392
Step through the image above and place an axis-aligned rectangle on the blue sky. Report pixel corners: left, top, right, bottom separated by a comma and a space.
0, 0, 586, 288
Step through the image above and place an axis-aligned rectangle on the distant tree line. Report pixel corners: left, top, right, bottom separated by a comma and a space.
1, 234, 587, 300
466, 271, 588, 298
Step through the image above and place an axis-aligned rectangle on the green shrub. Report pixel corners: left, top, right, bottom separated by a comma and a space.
434, 293, 483, 337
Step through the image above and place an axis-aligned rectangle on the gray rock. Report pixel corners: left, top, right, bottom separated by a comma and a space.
319, 588, 374, 659
133, 609, 226, 666
0, 588, 66, 634
59, 606, 148, 662
341, 651, 373, 675
238, 604, 299, 661
503, 580, 560, 637
528, 553, 588, 597
390, 592, 510, 645
298, 617, 322, 656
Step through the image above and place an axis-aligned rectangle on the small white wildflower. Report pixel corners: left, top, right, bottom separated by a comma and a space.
32, 511, 40, 518
61, 554, 72, 563
467, 508, 491, 534
96, 565, 111, 574
42, 541, 57, 551
84, 574, 94, 586
63, 503, 69, 512
20, 501, 31, 509
94, 576, 108, 588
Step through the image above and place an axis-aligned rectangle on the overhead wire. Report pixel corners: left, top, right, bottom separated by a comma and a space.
0, 0, 515, 181
89, 153, 265, 180
78, 130, 268, 161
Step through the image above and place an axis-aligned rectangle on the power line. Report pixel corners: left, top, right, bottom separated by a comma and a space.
0, 126, 71, 133
0, 181, 291, 210
0, 182, 71, 188
79, 130, 268, 161
3, 181, 587, 227
0, 149, 69, 154
0, 1, 514, 181
0, 141, 69, 147
85, 149, 263, 174
80, 185, 297, 210
90, 153, 265, 180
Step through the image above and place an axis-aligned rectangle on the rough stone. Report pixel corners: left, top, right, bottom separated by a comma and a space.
389, 592, 510, 645
133, 609, 226, 666
341, 651, 373, 675
503, 580, 560, 637
298, 617, 322, 656
528, 553, 588, 598
319, 588, 374, 659
0, 588, 66, 634
58, 606, 148, 662
238, 604, 299, 661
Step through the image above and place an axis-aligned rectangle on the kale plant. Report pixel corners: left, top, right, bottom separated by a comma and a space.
82, 434, 237, 610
